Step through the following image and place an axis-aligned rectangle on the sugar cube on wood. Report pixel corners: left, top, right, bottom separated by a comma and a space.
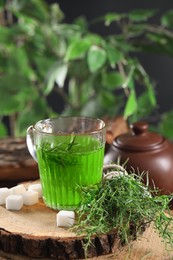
0, 188, 10, 205
28, 183, 42, 198
23, 190, 39, 205
6, 195, 23, 210
56, 210, 75, 227
10, 184, 26, 195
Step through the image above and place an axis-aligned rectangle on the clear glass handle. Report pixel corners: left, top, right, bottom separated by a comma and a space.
26, 126, 37, 162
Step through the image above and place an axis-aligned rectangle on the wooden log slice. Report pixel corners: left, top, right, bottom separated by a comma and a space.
0, 199, 121, 259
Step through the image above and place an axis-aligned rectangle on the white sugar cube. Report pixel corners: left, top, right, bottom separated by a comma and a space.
10, 184, 26, 195
56, 210, 75, 227
6, 195, 23, 210
28, 183, 42, 198
0, 188, 10, 205
23, 190, 39, 205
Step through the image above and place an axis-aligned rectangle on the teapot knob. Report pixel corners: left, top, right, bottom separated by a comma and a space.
130, 121, 148, 135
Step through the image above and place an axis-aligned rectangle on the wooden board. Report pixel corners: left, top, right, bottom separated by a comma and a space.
0, 180, 173, 260
0, 198, 121, 259
0, 219, 173, 260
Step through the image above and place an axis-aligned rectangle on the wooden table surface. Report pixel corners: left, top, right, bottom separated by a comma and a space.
0, 222, 173, 260
0, 179, 173, 259
0, 204, 173, 260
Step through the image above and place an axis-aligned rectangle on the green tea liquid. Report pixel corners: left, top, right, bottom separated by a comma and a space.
36, 135, 104, 210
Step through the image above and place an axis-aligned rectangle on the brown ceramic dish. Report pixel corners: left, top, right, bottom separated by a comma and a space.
104, 121, 173, 195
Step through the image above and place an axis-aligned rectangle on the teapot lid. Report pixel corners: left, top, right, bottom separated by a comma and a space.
113, 121, 165, 151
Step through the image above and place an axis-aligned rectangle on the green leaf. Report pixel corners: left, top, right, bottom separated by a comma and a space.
68, 79, 92, 107
106, 44, 123, 68
50, 3, 64, 24
136, 64, 156, 107
8, 0, 27, 12
0, 122, 8, 137
14, 13, 38, 35
161, 10, 173, 28
0, 1, 4, 8
102, 72, 124, 89
44, 62, 68, 95
112, 36, 137, 52
6, 47, 36, 80
145, 35, 173, 56
137, 92, 155, 118
68, 59, 89, 79
159, 110, 173, 140
11, 0, 50, 22
0, 75, 34, 115
0, 93, 22, 115
65, 38, 90, 61
84, 33, 103, 46
125, 24, 148, 37
32, 54, 55, 79
80, 98, 102, 117
73, 16, 88, 31
68, 79, 79, 105
124, 89, 137, 118
143, 78, 156, 107
104, 13, 123, 26
122, 65, 135, 89
147, 83, 156, 107
146, 33, 168, 45
128, 9, 157, 22
55, 63, 68, 88
0, 27, 11, 44
16, 96, 51, 136
100, 89, 116, 108
87, 45, 107, 73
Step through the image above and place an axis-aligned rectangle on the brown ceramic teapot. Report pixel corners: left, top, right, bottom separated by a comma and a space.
104, 121, 173, 195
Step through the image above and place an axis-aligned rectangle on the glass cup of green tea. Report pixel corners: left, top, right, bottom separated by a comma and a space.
26, 117, 106, 210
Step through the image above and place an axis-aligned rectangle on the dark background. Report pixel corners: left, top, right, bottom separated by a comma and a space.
50, 0, 173, 114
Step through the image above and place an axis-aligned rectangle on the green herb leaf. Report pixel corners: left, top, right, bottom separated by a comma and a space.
158, 110, 173, 140
102, 72, 124, 89
124, 89, 137, 119
137, 91, 155, 118
0, 122, 8, 137
65, 38, 90, 61
44, 62, 68, 94
104, 12, 123, 26
128, 9, 157, 22
105, 44, 123, 68
161, 10, 173, 28
66, 132, 76, 151
87, 45, 107, 73
73, 169, 173, 255
137, 64, 156, 107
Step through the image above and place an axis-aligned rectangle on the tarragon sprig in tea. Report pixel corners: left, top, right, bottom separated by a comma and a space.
66, 132, 76, 151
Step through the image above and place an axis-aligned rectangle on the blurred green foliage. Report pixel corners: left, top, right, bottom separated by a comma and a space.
0, 0, 173, 138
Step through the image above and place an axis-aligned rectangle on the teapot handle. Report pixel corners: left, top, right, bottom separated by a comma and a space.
26, 126, 37, 162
